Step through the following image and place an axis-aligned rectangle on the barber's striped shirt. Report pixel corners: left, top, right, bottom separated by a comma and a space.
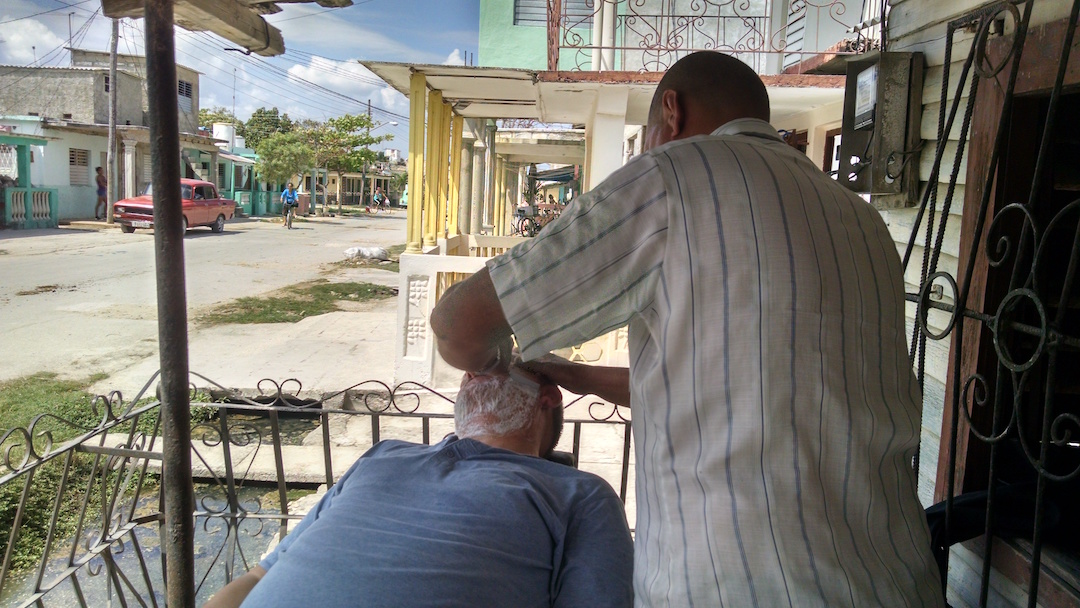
487, 119, 943, 607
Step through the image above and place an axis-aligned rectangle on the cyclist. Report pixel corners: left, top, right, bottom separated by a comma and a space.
371, 186, 388, 212
281, 182, 299, 229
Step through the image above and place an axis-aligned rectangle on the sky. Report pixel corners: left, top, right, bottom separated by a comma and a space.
0, 0, 482, 150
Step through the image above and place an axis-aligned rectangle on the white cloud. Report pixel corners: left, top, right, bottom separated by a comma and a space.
443, 49, 465, 66
286, 55, 409, 117
0, 17, 67, 65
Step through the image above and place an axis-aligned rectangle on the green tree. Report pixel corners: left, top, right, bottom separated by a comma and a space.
254, 131, 313, 188
244, 107, 294, 151
198, 106, 244, 138
299, 114, 391, 211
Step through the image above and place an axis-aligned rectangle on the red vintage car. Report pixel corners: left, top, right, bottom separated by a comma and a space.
113, 179, 236, 234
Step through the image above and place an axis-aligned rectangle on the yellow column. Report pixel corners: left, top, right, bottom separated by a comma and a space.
424, 90, 442, 246
448, 114, 464, 237
436, 101, 452, 239
405, 73, 426, 253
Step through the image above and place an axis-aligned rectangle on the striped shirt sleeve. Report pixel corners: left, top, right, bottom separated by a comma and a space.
487, 153, 669, 360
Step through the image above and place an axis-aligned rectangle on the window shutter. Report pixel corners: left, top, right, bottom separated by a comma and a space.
68, 148, 89, 186
514, 0, 592, 26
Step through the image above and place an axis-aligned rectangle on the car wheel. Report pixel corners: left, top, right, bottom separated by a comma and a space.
212, 214, 225, 233
180, 216, 188, 236
121, 224, 136, 234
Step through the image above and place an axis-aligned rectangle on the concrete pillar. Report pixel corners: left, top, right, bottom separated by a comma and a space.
209, 150, 219, 188
590, 0, 603, 71
123, 139, 138, 199
601, 0, 616, 71
448, 114, 464, 237
406, 72, 427, 253
470, 136, 485, 235
586, 85, 629, 190
436, 101, 452, 239
424, 90, 442, 246
459, 139, 474, 235
15, 145, 31, 188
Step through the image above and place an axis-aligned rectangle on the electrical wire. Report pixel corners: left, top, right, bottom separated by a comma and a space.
0, 0, 96, 26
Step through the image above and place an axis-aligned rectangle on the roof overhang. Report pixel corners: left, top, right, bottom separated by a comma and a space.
362, 62, 847, 126
495, 129, 586, 164
40, 122, 224, 151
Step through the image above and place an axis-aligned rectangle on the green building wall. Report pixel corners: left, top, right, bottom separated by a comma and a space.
478, 0, 592, 70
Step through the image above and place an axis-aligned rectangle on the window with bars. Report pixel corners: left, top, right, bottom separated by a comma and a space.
514, 0, 592, 26
178, 79, 193, 112
69, 148, 89, 186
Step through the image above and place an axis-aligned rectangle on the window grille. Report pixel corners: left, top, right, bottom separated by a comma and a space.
69, 148, 89, 186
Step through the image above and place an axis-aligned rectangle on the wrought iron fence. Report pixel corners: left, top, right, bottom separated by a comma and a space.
0, 373, 632, 606
546, 0, 882, 72
907, 0, 1080, 605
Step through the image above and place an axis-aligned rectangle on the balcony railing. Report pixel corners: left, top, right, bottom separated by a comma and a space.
545, 0, 884, 72
2, 188, 58, 230
0, 372, 632, 606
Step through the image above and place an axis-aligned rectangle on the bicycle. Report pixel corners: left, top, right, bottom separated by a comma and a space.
283, 202, 297, 229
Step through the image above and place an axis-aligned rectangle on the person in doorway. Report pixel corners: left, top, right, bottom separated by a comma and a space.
94, 166, 107, 220
204, 368, 634, 608
430, 51, 944, 607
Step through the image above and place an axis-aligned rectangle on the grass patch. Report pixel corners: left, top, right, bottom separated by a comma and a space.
0, 372, 111, 436
197, 280, 397, 327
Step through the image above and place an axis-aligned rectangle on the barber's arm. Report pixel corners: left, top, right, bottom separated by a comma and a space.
430, 269, 514, 374
202, 566, 266, 608
517, 354, 630, 407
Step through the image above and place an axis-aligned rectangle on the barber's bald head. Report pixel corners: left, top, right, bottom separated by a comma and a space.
645, 52, 770, 150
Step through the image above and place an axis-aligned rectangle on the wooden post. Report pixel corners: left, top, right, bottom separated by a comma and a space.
405, 72, 426, 253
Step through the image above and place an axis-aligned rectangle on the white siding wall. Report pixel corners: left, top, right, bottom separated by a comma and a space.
884, 0, 1075, 605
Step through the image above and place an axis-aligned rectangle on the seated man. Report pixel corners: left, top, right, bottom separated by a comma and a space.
206, 368, 634, 608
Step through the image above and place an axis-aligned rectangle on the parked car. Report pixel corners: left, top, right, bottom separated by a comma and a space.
113, 179, 236, 234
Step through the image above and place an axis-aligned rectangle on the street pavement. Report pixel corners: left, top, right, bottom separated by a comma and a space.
0, 213, 408, 398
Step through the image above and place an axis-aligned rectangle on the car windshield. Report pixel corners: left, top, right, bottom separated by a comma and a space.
141, 183, 194, 199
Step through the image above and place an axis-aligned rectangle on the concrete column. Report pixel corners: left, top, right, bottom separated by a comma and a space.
590, 0, 604, 71
601, 0, 616, 71
436, 101, 452, 239
424, 90, 443, 246
406, 73, 426, 253
586, 85, 629, 190
470, 137, 485, 235
448, 114, 464, 236
123, 138, 138, 199
209, 150, 219, 188
484, 127, 496, 231
459, 139, 474, 235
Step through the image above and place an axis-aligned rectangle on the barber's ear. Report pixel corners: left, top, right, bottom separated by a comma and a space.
662, 89, 684, 138
537, 383, 562, 410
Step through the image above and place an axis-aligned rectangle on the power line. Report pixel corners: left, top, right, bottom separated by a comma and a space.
0, 0, 96, 26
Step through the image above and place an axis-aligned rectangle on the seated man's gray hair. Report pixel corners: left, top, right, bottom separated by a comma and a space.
455, 376, 537, 439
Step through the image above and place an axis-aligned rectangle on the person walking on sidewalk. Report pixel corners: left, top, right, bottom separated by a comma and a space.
94, 167, 107, 220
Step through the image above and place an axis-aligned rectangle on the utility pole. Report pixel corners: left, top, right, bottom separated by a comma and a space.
106, 18, 118, 223
362, 99, 371, 210
230, 68, 236, 149
68, 13, 75, 53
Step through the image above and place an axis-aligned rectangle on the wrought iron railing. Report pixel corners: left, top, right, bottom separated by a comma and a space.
907, 0, 1080, 605
545, 0, 883, 72
0, 372, 632, 606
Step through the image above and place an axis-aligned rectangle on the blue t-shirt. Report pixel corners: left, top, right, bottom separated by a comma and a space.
280, 188, 298, 204
242, 436, 634, 607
